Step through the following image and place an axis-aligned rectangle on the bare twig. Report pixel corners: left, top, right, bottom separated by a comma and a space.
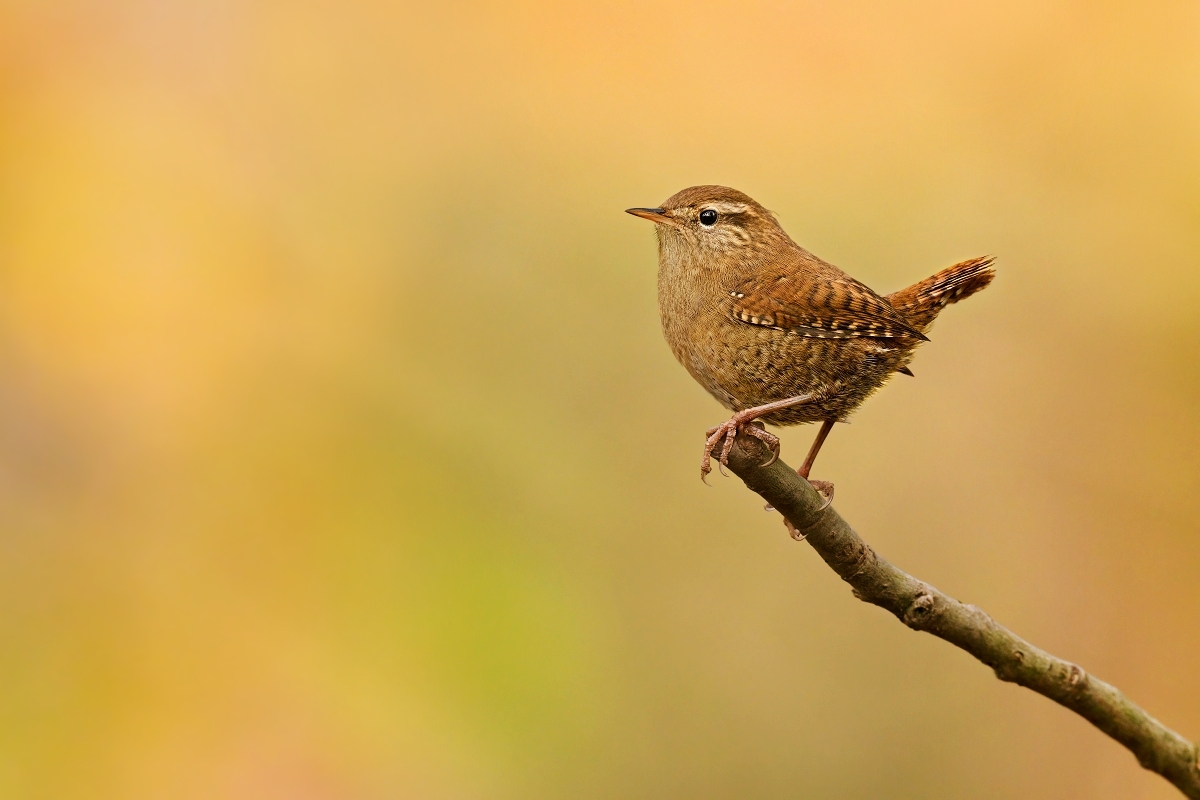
722, 431, 1200, 798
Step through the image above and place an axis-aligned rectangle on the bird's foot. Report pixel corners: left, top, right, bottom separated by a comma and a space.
768, 478, 835, 540
806, 479, 835, 511
700, 415, 780, 484
784, 518, 806, 541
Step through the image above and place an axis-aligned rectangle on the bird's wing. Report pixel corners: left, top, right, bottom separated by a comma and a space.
728, 264, 927, 340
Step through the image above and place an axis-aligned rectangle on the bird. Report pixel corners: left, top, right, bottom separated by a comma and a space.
626, 185, 994, 505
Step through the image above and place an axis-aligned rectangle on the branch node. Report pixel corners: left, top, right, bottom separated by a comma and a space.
1067, 664, 1086, 689
903, 591, 937, 630
991, 651, 1026, 683
845, 541, 876, 580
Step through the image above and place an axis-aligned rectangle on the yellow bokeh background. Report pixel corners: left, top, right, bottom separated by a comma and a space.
1, 2, 1198, 797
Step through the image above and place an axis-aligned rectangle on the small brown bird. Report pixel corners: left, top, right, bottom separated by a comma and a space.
627, 185, 994, 500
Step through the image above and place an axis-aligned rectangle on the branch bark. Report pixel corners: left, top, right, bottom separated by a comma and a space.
721, 431, 1200, 798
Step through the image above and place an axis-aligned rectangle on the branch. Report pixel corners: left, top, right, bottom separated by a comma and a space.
721, 431, 1200, 798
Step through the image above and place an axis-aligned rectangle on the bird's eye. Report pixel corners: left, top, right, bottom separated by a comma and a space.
699, 209, 718, 226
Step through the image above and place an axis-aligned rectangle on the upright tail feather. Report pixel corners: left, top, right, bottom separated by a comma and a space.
886, 255, 996, 333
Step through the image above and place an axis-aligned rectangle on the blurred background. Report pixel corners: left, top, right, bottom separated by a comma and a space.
0, 1, 1198, 798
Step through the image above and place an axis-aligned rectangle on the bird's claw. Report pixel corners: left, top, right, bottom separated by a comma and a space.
760, 440, 780, 467
780, 479, 835, 540
699, 415, 780, 482
807, 479, 835, 512
700, 421, 736, 482
784, 518, 808, 542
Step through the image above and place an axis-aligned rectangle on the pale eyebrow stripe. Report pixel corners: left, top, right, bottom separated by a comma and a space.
706, 202, 750, 214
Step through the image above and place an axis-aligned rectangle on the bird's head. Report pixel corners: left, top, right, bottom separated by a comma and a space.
625, 185, 787, 260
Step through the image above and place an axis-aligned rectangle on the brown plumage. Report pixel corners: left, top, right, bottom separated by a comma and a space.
626, 185, 995, 493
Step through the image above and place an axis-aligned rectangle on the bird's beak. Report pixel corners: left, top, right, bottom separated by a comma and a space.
625, 207, 674, 226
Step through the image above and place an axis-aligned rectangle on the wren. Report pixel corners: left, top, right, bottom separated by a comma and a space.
627, 185, 994, 500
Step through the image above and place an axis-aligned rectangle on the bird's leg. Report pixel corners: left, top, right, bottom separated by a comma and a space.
700, 393, 814, 483
799, 418, 836, 507
799, 419, 834, 478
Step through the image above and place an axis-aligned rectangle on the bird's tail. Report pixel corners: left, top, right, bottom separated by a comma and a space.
886, 255, 996, 333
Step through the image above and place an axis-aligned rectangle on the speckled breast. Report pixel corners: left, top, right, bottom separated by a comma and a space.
662, 297, 906, 427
